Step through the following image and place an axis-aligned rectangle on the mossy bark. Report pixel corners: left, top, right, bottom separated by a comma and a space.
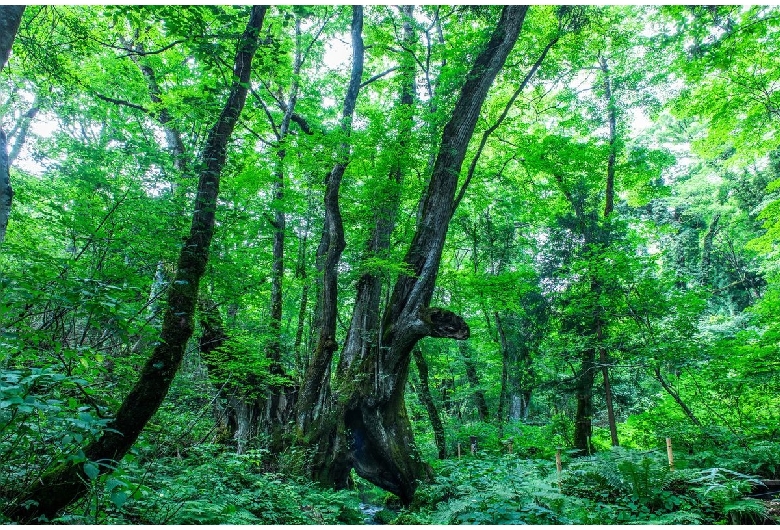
5, 7, 266, 521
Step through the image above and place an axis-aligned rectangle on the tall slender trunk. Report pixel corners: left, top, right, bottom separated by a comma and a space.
599, 332, 619, 446
573, 346, 596, 455
295, 8, 365, 488
700, 213, 720, 286
264, 17, 304, 442
572, 54, 622, 455
459, 341, 489, 421
412, 347, 447, 459
5, 7, 267, 521
600, 55, 617, 219
293, 213, 311, 371
600, 55, 619, 447
0, 130, 13, 247
0, 5, 25, 247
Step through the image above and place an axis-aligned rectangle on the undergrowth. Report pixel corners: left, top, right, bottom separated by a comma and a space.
46, 444, 364, 524
402, 447, 768, 525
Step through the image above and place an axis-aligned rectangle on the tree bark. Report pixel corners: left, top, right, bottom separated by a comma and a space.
263, 16, 304, 444
412, 347, 447, 459
0, 5, 25, 247
0, 6, 23, 70
599, 331, 619, 446
0, 129, 13, 247
600, 55, 617, 219
568, 54, 622, 456
5, 6, 267, 521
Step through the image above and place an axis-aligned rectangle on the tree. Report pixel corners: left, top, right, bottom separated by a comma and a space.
295, 6, 528, 503
6, 6, 267, 521
0, 5, 26, 246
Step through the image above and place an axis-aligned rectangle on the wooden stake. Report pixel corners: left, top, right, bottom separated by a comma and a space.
556, 448, 562, 492
666, 437, 674, 471
457, 442, 461, 459
508, 437, 514, 454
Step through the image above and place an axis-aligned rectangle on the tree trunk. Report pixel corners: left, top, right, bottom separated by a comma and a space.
7, 102, 39, 166
0, 5, 25, 247
295, 7, 365, 491
495, 310, 540, 422
700, 213, 720, 286
412, 347, 447, 459
124, 42, 188, 172
573, 346, 596, 455
197, 298, 264, 453
600, 55, 617, 219
334, 6, 528, 503
293, 226, 310, 370
5, 7, 266, 521
600, 55, 619, 447
569, 54, 621, 456
459, 341, 489, 421
0, 6, 23, 70
0, 129, 13, 247
600, 345, 619, 446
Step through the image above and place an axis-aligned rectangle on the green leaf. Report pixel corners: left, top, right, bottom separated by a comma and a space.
84, 462, 99, 480
110, 490, 128, 509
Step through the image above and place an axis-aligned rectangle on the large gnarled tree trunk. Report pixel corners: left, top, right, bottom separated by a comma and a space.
297, 5, 528, 504
5, 6, 267, 521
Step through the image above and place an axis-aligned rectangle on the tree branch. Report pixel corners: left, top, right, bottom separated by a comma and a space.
360, 66, 400, 88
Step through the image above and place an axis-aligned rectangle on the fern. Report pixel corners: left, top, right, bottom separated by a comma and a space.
723, 499, 767, 524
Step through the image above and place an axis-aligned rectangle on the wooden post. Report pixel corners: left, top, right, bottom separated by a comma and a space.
556, 448, 562, 492
508, 437, 514, 454
457, 442, 461, 459
666, 437, 674, 471
470, 435, 478, 455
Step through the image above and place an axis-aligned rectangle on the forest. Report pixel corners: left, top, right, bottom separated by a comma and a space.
1, 4, 779, 525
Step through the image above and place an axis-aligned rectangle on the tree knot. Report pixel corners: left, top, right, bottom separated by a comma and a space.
419, 307, 470, 340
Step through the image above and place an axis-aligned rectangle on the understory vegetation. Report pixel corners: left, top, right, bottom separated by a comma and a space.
2, 4, 780, 524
